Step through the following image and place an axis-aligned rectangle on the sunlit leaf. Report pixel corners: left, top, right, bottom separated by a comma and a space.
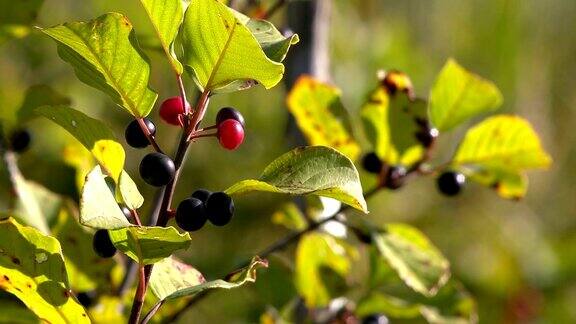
117, 171, 144, 210
373, 224, 451, 297
36, 106, 125, 183
295, 233, 357, 307
108, 226, 191, 265
62, 142, 96, 192
140, 0, 184, 74
149, 256, 205, 300
453, 115, 551, 199
287, 76, 361, 161
52, 206, 116, 292
80, 166, 130, 230
0, 217, 89, 323
40, 13, 158, 117
0, 298, 39, 323
429, 59, 503, 131
181, 0, 284, 92
88, 295, 126, 323
225, 146, 368, 213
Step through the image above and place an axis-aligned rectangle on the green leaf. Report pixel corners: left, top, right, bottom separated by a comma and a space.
40, 13, 158, 117
52, 206, 116, 292
149, 256, 205, 300
295, 233, 357, 308
140, 0, 184, 74
361, 86, 397, 163
429, 59, 503, 131
17, 85, 70, 123
287, 76, 361, 161
36, 106, 125, 183
157, 256, 267, 301
225, 146, 368, 213
181, 0, 284, 92
108, 226, 191, 265
80, 166, 131, 230
271, 203, 308, 231
0, 298, 39, 323
62, 142, 96, 192
6, 152, 61, 234
373, 223, 451, 297
233, 10, 299, 63
0, 0, 43, 45
453, 115, 551, 199
357, 282, 477, 323
0, 217, 89, 323
117, 171, 144, 210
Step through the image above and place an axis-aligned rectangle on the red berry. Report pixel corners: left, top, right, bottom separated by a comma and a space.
159, 97, 190, 126
218, 119, 244, 150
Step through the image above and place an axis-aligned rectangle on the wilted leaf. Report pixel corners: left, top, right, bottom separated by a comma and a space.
225, 146, 367, 213
40, 13, 158, 117
108, 226, 191, 265
0, 217, 89, 323
429, 59, 502, 131
181, 0, 284, 92
287, 76, 361, 161
373, 224, 451, 297
149, 256, 205, 300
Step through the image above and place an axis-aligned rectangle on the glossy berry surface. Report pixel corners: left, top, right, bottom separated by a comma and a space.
385, 166, 407, 190
176, 198, 207, 232
192, 189, 212, 203
206, 192, 234, 226
125, 118, 155, 148
76, 291, 97, 308
362, 152, 383, 174
10, 129, 31, 153
437, 171, 466, 196
218, 119, 244, 150
362, 314, 389, 324
216, 107, 245, 127
415, 127, 439, 148
159, 96, 190, 126
92, 229, 116, 258
139, 152, 176, 187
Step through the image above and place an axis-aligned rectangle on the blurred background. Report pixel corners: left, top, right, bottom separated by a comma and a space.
1, 0, 575, 322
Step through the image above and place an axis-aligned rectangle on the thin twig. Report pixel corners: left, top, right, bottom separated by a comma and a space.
128, 266, 147, 324
136, 118, 163, 154
177, 75, 190, 116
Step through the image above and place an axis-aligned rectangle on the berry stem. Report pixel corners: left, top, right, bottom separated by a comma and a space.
187, 90, 212, 136
136, 118, 163, 153
131, 209, 142, 226
176, 74, 190, 116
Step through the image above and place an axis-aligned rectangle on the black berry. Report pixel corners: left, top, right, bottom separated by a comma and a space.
139, 153, 175, 187
415, 127, 439, 148
176, 198, 207, 232
125, 118, 156, 148
385, 165, 407, 190
362, 152, 383, 174
192, 189, 212, 203
362, 314, 389, 324
437, 171, 466, 196
216, 107, 245, 127
76, 291, 97, 308
92, 229, 116, 258
9, 129, 31, 153
206, 192, 234, 226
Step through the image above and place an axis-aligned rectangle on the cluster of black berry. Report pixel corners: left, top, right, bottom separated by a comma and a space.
4, 129, 32, 153
124, 99, 246, 187
175, 189, 235, 232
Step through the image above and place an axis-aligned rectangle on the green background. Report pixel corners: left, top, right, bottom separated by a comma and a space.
1, 0, 574, 322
